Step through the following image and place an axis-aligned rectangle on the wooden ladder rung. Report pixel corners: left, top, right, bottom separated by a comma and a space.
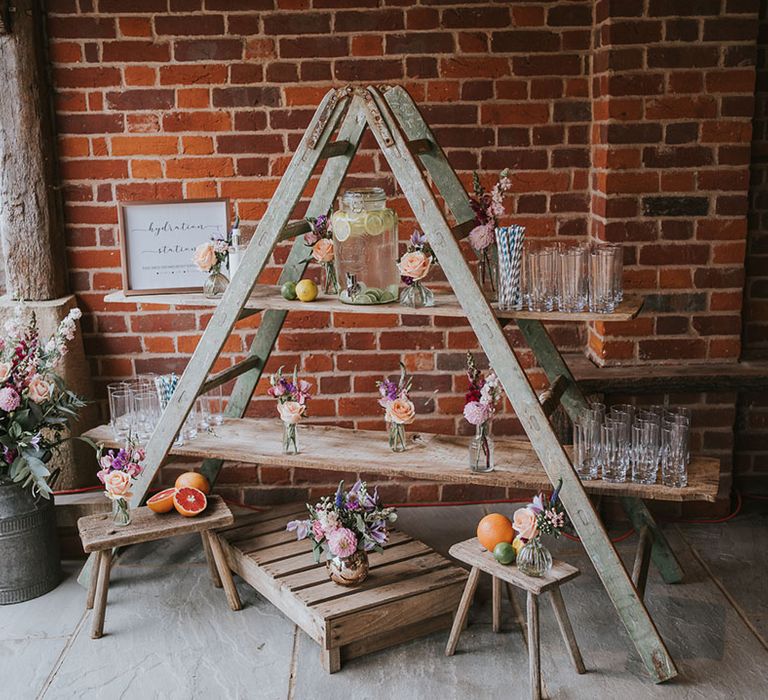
278, 220, 312, 242
451, 219, 476, 240
320, 140, 351, 159
201, 356, 262, 394
538, 374, 569, 418
408, 138, 433, 156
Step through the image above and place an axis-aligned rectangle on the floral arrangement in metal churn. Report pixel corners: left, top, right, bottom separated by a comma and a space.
304, 214, 338, 294
398, 230, 437, 308
193, 232, 231, 299
268, 366, 312, 455
512, 479, 568, 577
468, 169, 511, 300
287, 480, 397, 586
463, 352, 502, 473
377, 362, 415, 453
94, 435, 145, 526
0, 307, 86, 498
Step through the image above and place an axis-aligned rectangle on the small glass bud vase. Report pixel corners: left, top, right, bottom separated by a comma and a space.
326, 550, 369, 586
469, 420, 494, 473
476, 243, 499, 302
388, 422, 407, 452
400, 281, 434, 308
111, 497, 131, 527
282, 421, 299, 454
203, 269, 229, 299
516, 537, 553, 577
323, 262, 339, 295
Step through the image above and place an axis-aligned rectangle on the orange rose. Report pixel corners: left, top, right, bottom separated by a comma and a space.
27, 374, 53, 404
278, 400, 306, 425
398, 251, 431, 281
193, 242, 217, 272
312, 239, 334, 264
104, 470, 132, 500
386, 397, 416, 425
512, 507, 539, 541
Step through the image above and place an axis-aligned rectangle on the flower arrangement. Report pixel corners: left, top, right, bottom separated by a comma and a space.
268, 366, 312, 454
463, 352, 502, 472
193, 232, 231, 297
468, 169, 511, 297
0, 307, 86, 498
95, 436, 145, 526
377, 362, 415, 452
287, 480, 397, 565
304, 214, 338, 294
513, 480, 567, 577
398, 230, 437, 308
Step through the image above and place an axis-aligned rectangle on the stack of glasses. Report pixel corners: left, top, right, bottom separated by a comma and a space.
108, 374, 225, 445
573, 403, 690, 488
522, 243, 623, 313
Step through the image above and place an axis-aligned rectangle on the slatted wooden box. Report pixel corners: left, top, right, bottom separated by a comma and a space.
217, 504, 469, 673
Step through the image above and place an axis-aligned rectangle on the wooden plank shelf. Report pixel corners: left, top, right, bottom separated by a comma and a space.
84, 419, 719, 503
103, 286, 644, 323
217, 504, 468, 673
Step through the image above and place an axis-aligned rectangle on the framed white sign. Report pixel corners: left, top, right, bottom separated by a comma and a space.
118, 198, 230, 295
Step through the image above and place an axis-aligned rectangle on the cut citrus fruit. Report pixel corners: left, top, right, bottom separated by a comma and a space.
364, 211, 386, 236
173, 487, 207, 517
331, 212, 352, 241
175, 471, 210, 495
477, 513, 515, 551
147, 487, 177, 514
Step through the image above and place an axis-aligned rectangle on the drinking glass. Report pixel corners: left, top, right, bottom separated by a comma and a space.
612, 404, 635, 423
661, 422, 689, 488
632, 420, 660, 485
573, 416, 599, 480
601, 423, 627, 482
204, 384, 225, 426
589, 246, 618, 313
527, 246, 557, 312
133, 390, 160, 442
606, 243, 623, 304
109, 389, 135, 441
558, 246, 587, 312
606, 414, 631, 475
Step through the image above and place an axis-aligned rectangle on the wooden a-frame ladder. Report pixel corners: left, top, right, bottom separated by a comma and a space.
84, 86, 678, 683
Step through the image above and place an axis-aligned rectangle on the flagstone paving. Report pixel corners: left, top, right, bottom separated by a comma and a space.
3, 502, 767, 699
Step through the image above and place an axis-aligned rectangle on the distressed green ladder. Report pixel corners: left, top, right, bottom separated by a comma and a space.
85, 86, 679, 683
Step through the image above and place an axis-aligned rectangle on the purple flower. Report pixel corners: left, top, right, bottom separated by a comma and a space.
530, 493, 545, 514
366, 519, 389, 549
378, 379, 399, 402
0, 386, 20, 412
409, 230, 427, 248
335, 482, 344, 509
287, 519, 310, 540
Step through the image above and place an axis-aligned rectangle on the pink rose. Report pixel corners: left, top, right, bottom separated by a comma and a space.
125, 462, 143, 478
327, 527, 358, 559
193, 242, 217, 272
398, 251, 431, 281
0, 387, 20, 412
96, 469, 109, 484
463, 400, 490, 426
385, 397, 416, 425
311, 239, 334, 264
469, 223, 495, 251
512, 507, 539, 542
0, 361, 12, 383
311, 520, 325, 541
104, 470, 132, 500
277, 400, 306, 425
27, 374, 52, 404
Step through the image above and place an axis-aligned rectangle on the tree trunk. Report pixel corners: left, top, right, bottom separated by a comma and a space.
0, 0, 67, 300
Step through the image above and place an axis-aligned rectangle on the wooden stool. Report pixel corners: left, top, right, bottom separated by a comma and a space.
445, 537, 586, 700
77, 495, 240, 639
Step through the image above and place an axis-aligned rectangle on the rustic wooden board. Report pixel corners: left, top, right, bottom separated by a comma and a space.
218, 509, 467, 673
77, 495, 233, 553
449, 537, 579, 594
85, 420, 720, 503
103, 287, 644, 323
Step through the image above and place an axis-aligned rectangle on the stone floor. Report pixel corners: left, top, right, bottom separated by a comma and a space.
2, 500, 767, 700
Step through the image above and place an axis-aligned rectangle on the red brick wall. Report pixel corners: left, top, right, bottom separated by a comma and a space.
43, 1, 763, 505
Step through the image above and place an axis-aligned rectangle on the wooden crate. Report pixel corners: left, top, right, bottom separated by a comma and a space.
217, 504, 469, 673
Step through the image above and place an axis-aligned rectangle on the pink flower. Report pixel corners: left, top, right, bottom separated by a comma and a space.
311, 520, 325, 541
385, 397, 416, 425
96, 469, 109, 484
398, 250, 431, 281
268, 383, 286, 397
133, 449, 145, 462
27, 374, 53, 404
277, 400, 306, 425
311, 239, 334, 264
327, 527, 358, 559
99, 454, 113, 471
512, 507, 539, 542
125, 462, 143, 478
193, 242, 217, 272
0, 361, 12, 383
0, 387, 20, 412
104, 470, 132, 500
469, 223, 495, 251
463, 400, 490, 426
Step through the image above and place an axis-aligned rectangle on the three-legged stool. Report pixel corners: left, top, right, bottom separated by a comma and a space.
445, 537, 586, 700
77, 495, 241, 639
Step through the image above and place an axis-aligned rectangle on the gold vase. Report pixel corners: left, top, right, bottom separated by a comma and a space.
326, 550, 369, 586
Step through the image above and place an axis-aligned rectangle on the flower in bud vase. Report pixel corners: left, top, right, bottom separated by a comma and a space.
304, 214, 339, 295
512, 480, 568, 577
463, 352, 502, 473
95, 436, 146, 527
269, 366, 312, 455
377, 363, 415, 452
398, 231, 436, 308
194, 237, 231, 299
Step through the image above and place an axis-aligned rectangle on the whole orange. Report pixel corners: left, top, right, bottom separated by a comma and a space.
477, 513, 515, 552
174, 471, 210, 495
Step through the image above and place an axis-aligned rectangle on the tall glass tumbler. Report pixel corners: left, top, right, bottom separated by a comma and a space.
109, 388, 135, 441
632, 420, 660, 485
601, 422, 627, 483
133, 390, 160, 443
574, 416, 599, 480
661, 422, 689, 488
558, 246, 588, 312
527, 246, 557, 312
589, 245, 618, 313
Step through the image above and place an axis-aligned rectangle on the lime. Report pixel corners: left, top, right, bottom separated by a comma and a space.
379, 290, 397, 303
295, 279, 319, 302
280, 281, 297, 300
364, 211, 387, 236
332, 212, 352, 242
493, 541, 516, 565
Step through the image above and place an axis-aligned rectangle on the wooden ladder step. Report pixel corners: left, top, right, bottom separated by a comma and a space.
407, 138, 433, 156
201, 356, 263, 394
538, 374, 569, 418
320, 140, 352, 159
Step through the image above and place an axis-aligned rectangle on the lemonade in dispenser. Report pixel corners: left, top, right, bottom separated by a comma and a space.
331, 188, 399, 304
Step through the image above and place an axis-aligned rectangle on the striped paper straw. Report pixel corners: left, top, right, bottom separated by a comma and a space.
510, 225, 526, 310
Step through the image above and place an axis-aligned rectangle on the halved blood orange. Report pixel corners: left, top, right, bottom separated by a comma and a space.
147, 487, 177, 514
174, 471, 211, 495
173, 486, 207, 517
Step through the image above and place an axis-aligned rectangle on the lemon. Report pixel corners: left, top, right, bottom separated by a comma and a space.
512, 537, 525, 557
295, 279, 318, 302
280, 281, 297, 300
332, 212, 352, 242
364, 211, 387, 236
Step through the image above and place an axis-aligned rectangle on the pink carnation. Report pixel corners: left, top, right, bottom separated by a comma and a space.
311, 520, 325, 541
0, 387, 20, 412
468, 223, 495, 251
463, 400, 490, 426
326, 527, 358, 559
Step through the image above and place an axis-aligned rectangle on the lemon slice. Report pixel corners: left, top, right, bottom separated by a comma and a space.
364, 211, 387, 236
332, 212, 352, 242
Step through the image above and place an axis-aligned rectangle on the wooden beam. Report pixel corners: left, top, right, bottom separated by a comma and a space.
450, 219, 476, 240
200, 356, 263, 395
632, 526, 654, 600
0, 0, 67, 299
407, 138, 433, 155
539, 374, 569, 418
320, 140, 351, 159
